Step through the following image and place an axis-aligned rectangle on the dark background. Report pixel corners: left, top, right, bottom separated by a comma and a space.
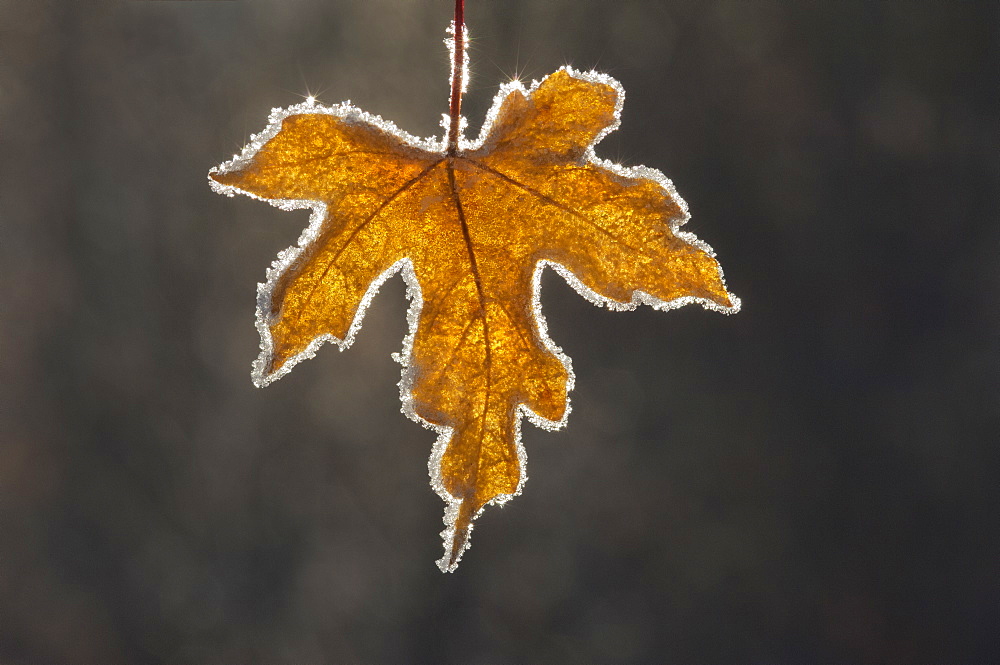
2, 1, 997, 662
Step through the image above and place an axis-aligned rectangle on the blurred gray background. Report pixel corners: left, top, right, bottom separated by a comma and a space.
1, 0, 997, 662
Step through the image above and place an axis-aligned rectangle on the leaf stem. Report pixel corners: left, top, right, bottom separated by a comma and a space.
447, 0, 465, 155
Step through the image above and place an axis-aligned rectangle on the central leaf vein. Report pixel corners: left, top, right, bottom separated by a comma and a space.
446, 160, 492, 501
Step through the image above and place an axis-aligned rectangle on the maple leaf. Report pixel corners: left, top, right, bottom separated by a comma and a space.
209, 66, 738, 572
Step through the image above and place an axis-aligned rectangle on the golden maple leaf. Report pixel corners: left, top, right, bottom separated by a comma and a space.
209, 67, 739, 572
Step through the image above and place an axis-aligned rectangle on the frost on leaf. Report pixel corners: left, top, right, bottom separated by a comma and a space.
209, 67, 739, 572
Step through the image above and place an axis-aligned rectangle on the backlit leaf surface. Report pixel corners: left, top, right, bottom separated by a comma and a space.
210, 68, 739, 571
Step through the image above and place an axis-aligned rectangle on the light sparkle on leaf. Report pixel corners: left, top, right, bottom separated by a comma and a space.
209, 58, 738, 572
